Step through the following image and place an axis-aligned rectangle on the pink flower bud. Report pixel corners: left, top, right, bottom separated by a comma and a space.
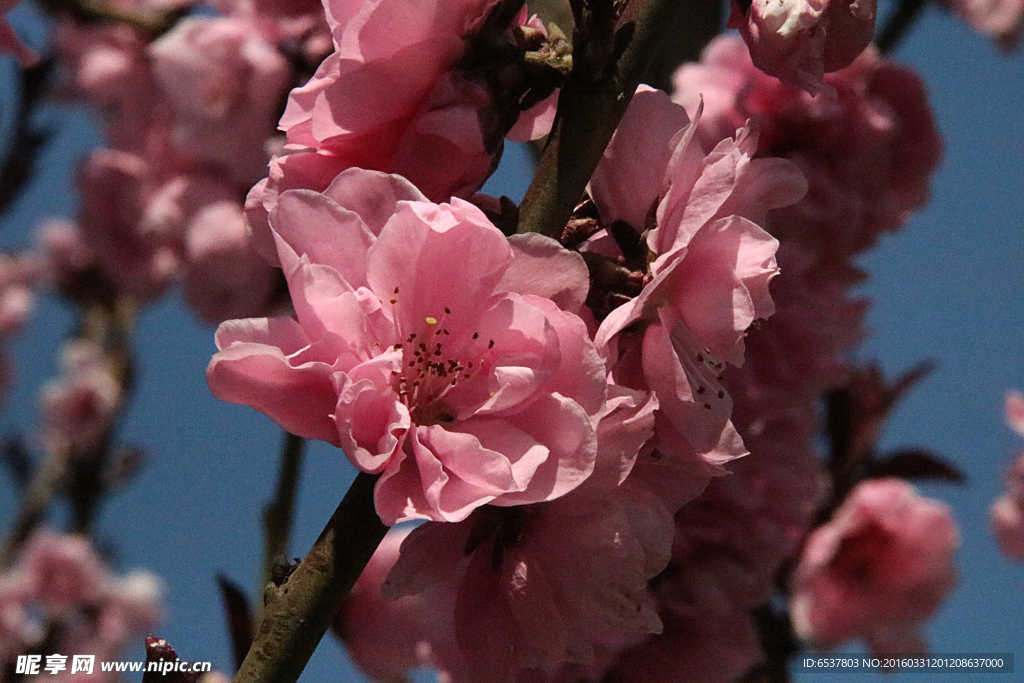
728, 0, 876, 94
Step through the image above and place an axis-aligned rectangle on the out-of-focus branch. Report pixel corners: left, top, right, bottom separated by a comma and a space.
876, 0, 928, 54
640, 0, 723, 91
67, 296, 137, 534
0, 60, 53, 220
233, 472, 389, 683
34, 0, 188, 36
737, 606, 798, 683
517, 0, 694, 239
262, 431, 306, 592
0, 442, 72, 569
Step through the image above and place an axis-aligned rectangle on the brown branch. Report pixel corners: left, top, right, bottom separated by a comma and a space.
516, 0, 692, 239
233, 472, 388, 683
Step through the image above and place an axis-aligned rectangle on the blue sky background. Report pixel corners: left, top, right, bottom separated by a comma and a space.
0, 0, 1022, 681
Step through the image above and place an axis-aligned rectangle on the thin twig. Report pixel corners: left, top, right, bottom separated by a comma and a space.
233, 472, 388, 683
0, 442, 72, 569
67, 297, 137, 534
876, 0, 929, 54
0, 60, 53, 219
262, 432, 306, 591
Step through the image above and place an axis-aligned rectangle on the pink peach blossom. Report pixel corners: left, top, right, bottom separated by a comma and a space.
278, 0, 496, 156
1006, 390, 1024, 436
34, 219, 96, 295
991, 490, 1024, 560
673, 36, 942, 257
209, 168, 605, 524
990, 392, 1024, 560
0, 251, 39, 336
272, 0, 501, 202
944, 0, 1024, 49
215, 0, 331, 60
790, 478, 958, 655
183, 194, 281, 324
336, 527, 462, 682
76, 149, 182, 300
607, 610, 763, 683
247, 0, 558, 265
40, 339, 122, 453
589, 87, 805, 494
51, 21, 161, 153
729, 0, 876, 94
378, 386, 667, 682
149, 16, 290, 186
0, 530, 161, 665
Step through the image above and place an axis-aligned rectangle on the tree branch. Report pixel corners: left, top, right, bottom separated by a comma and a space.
516, 0, 690, 239
233, 472, 388, 683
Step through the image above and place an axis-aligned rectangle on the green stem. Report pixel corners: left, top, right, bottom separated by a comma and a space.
517, 0, 688, 239
262, 432, 307, 591
233, 472, 389, 683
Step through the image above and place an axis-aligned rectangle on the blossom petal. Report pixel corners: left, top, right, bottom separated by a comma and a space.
207, 318, 340, 444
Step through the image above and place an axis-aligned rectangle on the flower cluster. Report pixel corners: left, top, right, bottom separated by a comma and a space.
565, 35, 947, 678
0, 530, 161, 675
209, 14, 811, 675
1, 0, 975, 678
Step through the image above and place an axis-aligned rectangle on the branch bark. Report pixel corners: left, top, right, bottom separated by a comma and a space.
517, 0, 693, 239
232, 472, 388, 683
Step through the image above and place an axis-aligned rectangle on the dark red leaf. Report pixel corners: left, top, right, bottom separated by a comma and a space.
216, 574, 254, 671
865, 448, 966, 484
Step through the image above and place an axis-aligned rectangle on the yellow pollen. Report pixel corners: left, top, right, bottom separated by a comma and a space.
426, 317, 437, 325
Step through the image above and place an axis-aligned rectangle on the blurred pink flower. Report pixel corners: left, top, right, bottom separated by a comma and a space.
790, 478, 958, 655
944, 0, 1024, 49
52, 21, 161, 153
673, 36, 943, 257
607, 610, 763, 683
182, 192, 281, 325
209, 168, 605, 524
0, 530, 161, 665
0, 251, 39, 336
1006, 389, 1024, 436
991, 489, 1024, 560
76, 149, 182, 300
149, 16, 290, 186
990, 391, 1024, 560
40, 339, 122, 453
729, 0, 876, 94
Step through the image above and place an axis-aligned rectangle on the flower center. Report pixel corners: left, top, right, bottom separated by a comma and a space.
386, 289, 493, 425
